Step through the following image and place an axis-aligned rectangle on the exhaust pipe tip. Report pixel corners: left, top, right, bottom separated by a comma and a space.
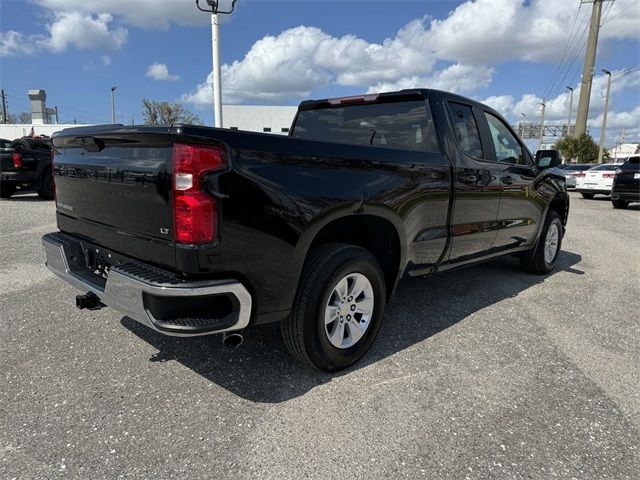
222, 332, 244, 348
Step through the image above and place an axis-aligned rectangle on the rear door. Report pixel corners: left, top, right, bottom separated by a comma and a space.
444, 100, 502, 261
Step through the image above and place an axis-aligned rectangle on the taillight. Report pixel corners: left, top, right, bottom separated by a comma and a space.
576, 172, 586, 177
172, 143, 227, 244
12, 152, 23, 168
602, 173, 615, 178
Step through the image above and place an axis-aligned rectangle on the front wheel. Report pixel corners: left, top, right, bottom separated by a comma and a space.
612, 198, 628, 209
282, 243, 386, 371
581, 192, 595, 199
520, 210, 563, 274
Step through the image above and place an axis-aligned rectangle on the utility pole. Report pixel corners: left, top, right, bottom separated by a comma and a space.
566, 86, 574, 137
111, 86, 117, 124
1, 89, 7, 124
196, 1, 238, 128
538, 99, 546, 151
597, 69, 611, 164
574, 0, 611, 137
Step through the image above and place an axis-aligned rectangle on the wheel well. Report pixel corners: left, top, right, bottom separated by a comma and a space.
549, 197, 569, 225
308, 215, 402, 299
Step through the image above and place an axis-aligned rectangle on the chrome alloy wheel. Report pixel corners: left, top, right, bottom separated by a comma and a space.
544, 222, 560, 265
324, 273, 374, 349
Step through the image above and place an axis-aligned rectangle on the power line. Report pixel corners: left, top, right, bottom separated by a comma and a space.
601, 0, 640, 24
542, 3, 585, 101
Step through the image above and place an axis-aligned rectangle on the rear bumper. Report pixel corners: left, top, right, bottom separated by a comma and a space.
611, 190, 640, 202
0, 170, 35, 184
42, 232, 252, 337
576, 188, 610, 195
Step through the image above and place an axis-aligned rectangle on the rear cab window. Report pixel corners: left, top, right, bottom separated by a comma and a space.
291, 100, 440, 152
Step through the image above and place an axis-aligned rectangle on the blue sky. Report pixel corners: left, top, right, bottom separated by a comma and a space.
1, 0, 639, 146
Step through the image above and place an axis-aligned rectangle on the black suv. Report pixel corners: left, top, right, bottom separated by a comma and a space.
611, 156, 640, 209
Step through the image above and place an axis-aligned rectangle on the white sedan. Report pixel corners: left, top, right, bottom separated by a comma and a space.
576, 163, 623, 199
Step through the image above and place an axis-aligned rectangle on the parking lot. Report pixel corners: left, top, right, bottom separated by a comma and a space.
1, 191, 639, 479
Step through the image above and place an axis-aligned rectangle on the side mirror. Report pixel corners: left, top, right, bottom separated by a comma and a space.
535, 149, 561, 169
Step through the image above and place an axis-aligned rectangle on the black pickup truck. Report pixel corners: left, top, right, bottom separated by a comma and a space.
43, 89, 568, 371
0, 137, 54, 199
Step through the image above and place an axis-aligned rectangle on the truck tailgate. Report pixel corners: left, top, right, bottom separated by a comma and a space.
53, 128, 176, 270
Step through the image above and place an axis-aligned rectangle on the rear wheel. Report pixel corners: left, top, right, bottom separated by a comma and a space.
520, 210, 563, 274
581, 192, 595, 199
36, 168, 54, 200
612, 198, 628, 209
282, 243, 386, 371
0, 184, 16, 198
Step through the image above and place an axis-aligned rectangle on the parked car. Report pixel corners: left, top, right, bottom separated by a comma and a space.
575, 162, 623, 199
0, 138, 12, 149
560, 164, 593, 188
611, 156, 640, 208
0, 137, 54, 199
42, 89, 569, 371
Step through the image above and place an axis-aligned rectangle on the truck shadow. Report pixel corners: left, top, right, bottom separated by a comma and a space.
121, 251, 583, 404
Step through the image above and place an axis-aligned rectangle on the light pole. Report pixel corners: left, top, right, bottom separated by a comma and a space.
196, 0, 238, 128
111, 86, 117, 124
519, 113, 526, 138
538, 99, 546, 151
598, 69, 612, 164
566, 86, 574, 137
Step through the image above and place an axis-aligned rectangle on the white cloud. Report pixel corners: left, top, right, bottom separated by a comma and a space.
101, 55, 112, 66
181, 0, 640, 106
34, 0, 212, 29
0, 30, 42, 56
47, 12, 127, 52
0, 12, 127, 57
146, 63, 181, 81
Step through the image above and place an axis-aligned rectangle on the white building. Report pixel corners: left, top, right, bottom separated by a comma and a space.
223, 105, 298, 135
610, 143, 639, 159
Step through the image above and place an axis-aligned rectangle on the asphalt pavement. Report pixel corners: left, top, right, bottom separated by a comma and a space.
1, 191, 639, 479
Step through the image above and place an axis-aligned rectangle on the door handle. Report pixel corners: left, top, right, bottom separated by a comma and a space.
502, 175, 514, 185
459, 174, 477, 184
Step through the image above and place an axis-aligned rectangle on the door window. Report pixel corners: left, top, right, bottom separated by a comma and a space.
484, 112, 525, 165
447, 103, 483, 159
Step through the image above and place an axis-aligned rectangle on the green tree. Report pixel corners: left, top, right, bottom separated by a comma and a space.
555, 133, 604, 163
141, 99, 202, 125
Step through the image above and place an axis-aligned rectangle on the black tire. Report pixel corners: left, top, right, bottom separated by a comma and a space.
282, 243, 387, 371
520, 210, 563, 274
581, 192, 595, 199
0, 184, 16, 198
36, 168, 54, 200
612, 198, 628, 209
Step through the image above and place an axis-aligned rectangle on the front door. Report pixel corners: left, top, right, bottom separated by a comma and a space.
445, 101, 502, 262
481, 111, 540, 249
